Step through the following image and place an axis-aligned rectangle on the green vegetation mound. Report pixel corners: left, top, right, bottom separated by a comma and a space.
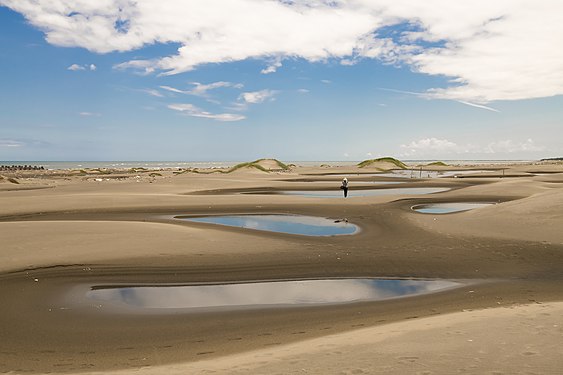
358, 157, 407, 170
427, 161, 449, 167
228, 159, 290, 173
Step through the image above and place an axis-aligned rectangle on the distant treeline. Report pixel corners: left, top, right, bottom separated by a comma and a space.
540, 157, 563, 161
0, 165, 45, 171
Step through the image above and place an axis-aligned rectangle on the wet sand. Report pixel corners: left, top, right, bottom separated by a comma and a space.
1, 162, 562, 374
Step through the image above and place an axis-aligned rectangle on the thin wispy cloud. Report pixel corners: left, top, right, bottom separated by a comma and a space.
139, 88, 163, 97
457, 100, 499, 113
168, 103, 245, 122
378, 87, 424, 97
0, 139, 24, 148
160, 82, 243, 98
79, 112, 101, 117
159, 85, 185, 94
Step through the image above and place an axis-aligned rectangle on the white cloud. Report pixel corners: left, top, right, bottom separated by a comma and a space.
4, 0, 563, 102
298, 88, 310, 93
321, 80, 332, 84
159, 85, 185, 94
160, 82, 243, 98
139, 88, 163, 97
483, 139, 544, 154
457, 100, 499, 112
240, 89, 277, 104
400, 137, 545, 157
261, 58, 283, 74
79, 112, 101, 117
67, 63, 96, 71
401, 137, 461, 156
190, 82, 244, 97
67, 64, 85, 71
168, 103, 245, 122
0, 139, 24, 148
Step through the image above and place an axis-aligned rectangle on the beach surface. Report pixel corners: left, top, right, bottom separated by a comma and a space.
1, 161, 562, 374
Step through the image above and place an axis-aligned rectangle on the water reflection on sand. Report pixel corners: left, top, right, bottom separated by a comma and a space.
86, 279, 459, 311
177, 214, 358, 236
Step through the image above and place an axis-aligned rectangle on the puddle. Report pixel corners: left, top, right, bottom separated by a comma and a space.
372, 170, 493, 179
279, 187, 450, 198
85, 278, 460, 311
288, 180, 405, 185
412, 202, 494, 214
176, 214, 358, 236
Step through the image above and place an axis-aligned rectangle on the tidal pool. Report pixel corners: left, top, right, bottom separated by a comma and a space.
86, 278, 460, 311
412, 202, 494, 214
280, 187, 450, 198
176, 214, 358, 236
374, 170, 492, 179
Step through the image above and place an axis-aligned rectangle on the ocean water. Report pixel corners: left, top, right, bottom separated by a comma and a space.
0, 161, 360, 170
0, 160, 533, 170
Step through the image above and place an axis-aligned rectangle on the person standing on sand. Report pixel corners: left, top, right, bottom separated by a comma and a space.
341, 177, 349, 198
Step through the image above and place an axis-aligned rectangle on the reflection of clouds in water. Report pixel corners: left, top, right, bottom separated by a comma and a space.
284, 188, 450, 198
241, 219, 261, 230
182, 215, 356, 236
413, 203, 493, 214
87, 279, 458, 310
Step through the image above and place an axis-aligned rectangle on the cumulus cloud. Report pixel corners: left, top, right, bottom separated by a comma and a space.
67, 64, 85, 71
67, 63, 96, 71
261, 58, 283, 74
240, 89, 277, 104
168, 103, 245, 122
483, 139, 544, 154
4, 0, 563, 102
400, 137, 545, 157
401, 137, 461, 156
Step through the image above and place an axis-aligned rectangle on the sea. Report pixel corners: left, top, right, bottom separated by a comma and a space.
0, 160, 535, 170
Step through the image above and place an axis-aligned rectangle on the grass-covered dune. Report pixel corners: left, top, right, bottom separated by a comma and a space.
357, 157, 407, 170
427, 161, 449, 167
228, 158, 290, 173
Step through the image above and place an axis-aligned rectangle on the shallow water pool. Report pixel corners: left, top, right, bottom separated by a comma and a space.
280, 187, 450, 198
412, 202, 493, 214
86, 278, 460, 311
176, 214, 358, 236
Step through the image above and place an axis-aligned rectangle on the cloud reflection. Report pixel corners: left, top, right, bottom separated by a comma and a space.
180, 215, 358, 236
87, 279, 458, 310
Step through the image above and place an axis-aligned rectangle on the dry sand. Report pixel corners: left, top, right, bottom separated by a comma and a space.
1, 161, 562, 374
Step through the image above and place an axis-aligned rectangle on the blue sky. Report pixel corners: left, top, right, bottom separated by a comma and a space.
1, 1, 562, 161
